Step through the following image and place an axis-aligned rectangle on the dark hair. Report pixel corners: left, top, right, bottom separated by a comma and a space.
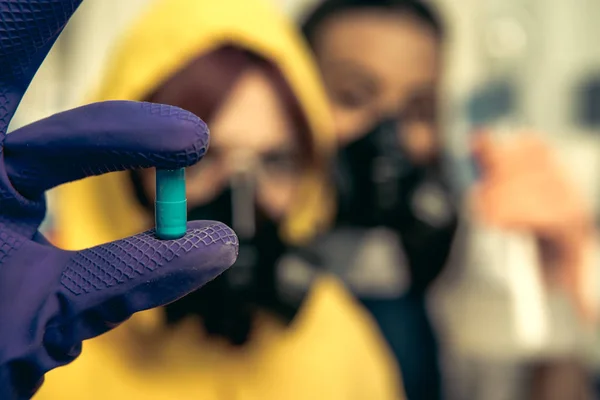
131, 45, 312, 210
147, 45, 312, 158
301, 0, 445, 48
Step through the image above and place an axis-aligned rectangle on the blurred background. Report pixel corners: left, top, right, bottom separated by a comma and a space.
17, 0, 600, 243
13, 0, 600, 399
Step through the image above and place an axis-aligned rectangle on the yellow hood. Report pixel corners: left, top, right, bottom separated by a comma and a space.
52, 0, 335, 250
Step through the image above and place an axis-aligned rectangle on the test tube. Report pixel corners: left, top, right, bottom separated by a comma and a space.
155, 168, 187, 240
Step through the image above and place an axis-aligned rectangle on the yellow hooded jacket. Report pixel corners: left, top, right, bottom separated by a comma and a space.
35, 0, 404, 399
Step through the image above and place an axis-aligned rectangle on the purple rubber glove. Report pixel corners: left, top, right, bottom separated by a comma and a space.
0, 1, 239, 399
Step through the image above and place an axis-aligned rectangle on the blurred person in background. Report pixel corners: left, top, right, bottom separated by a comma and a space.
300, 0, 599, 399
34, 0, 405, 398
301, 1, 456, 399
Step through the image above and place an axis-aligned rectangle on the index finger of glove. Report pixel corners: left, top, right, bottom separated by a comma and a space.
3, 101, 209, 199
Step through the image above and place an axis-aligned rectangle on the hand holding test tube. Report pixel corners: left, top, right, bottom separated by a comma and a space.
469, 129, 597, 349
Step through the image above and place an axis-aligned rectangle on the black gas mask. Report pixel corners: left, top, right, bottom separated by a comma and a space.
335, 119, 458, 292
335, 119, 416, 228
130, 170, 290, 345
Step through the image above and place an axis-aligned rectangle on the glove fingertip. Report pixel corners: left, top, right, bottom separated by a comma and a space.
138, 102, 210, 169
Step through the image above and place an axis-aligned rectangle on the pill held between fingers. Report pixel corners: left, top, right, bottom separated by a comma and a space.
155, 168, 187, 240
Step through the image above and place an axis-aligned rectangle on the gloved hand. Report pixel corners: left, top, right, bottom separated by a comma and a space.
0, 1, 239, 399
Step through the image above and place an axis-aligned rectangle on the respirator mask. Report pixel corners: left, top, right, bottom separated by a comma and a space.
334, 118, 457, 291
131, 167, 289, 344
